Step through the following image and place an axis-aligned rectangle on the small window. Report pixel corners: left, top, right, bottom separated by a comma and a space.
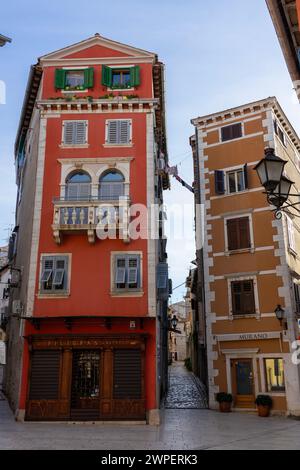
99, 171, 125, 200
231, 280, 255, 316
293, 282, 300, 314
40, 256, 68, 293
112, 69, 131, 88
221, 123, 242, 142
264, 358, 285, 392
63, 121, 87, 145
55, 68, 94, 91
227, 169, 245, 193
274, 121, 286, 147
102, 66, 140, 89
114, 254, 141, 291
65, 70, 85, 88
226, 217, 251, 251
106, 120, 131, 145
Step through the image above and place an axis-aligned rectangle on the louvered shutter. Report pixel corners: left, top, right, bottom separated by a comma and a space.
287, 216, 296, 252
119, 120, 131, 144
55, 69, 66, 89
243, 281, 255, 314
52, 258, 66, 288
116, 257, 126, 285
102, 65, 112, 87
64, 121, 87, 145
221, 123, 242, 142
41, 258, 54, 283
113, 349, 142, 399
128, 257, 138, 285
243, 164, 249, 189
239, 217, 251, 249
63, 122, 74, 145
29, 350, 61, 400
107, 121, 118, 144
130, 66, 140, 87
215, 170, 225, 195
74, 121, 87, 144
227, 219, 239, 250
231, 281, 242, 315
84, 67, 94, 88
157, 263, 168, 289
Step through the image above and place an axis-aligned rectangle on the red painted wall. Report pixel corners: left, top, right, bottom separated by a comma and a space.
34, 112, 149, 318
297, 0, 300, 26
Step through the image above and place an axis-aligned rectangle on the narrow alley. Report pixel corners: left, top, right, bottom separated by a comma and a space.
164, 362, 208, 409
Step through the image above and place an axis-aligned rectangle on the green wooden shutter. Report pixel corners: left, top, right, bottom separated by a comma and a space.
102, 65, 112, 87
55, 69, 66, 89
130, 66, 140, 87
84, 67, 94, 88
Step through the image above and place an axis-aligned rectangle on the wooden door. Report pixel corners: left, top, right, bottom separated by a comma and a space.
231, 359, 255, 408
70, 350, 101, 420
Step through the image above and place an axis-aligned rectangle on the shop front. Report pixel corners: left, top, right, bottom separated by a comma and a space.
25, 334, 147, 421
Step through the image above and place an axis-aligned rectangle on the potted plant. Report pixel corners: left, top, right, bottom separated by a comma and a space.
255, 395, 273, 417
216, 392, 233, 413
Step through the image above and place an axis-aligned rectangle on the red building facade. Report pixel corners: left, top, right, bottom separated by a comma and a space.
5, 35, 169, 424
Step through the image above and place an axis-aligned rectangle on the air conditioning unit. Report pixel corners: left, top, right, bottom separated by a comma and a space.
12, 300, 22, 315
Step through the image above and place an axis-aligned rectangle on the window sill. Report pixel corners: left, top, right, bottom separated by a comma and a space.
226, 247, 254, 256
61, 90, 88, 94
59, 144, 89, 149
37, 292, 70, 299
107, 88, 134, 92
110, 290, 144, 298
229, 313, 259, 320
103, 143, 133, 148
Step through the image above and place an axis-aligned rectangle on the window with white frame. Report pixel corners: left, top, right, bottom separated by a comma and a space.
62, 121, 87, 145
106, 120, 132, 145
40, 255, 69, 294
286, 215, 296, 253
114, 254, 141, 291
226, 168, 246, 194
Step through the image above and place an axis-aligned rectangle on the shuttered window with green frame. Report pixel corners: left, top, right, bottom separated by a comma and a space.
54, 68, 94, 90
101, 65, 140, 88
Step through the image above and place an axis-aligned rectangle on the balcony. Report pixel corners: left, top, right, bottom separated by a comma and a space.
52, 196, 131, 244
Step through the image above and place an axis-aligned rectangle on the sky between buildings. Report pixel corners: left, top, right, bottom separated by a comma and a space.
0, 0, 300, 302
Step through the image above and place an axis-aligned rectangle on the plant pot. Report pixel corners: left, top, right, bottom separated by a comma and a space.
257, 405, 270, 417
219, 401, 232, 413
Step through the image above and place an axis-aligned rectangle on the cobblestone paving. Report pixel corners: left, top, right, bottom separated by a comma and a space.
164, 362, 208, 409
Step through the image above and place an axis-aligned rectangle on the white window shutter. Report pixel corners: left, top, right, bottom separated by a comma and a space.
128, 268, 138, 284
108, 121, 118, 144
52, 269, 65, 286
116, 267, 126, 284
75, 121, 87, 144
120, 120, 130, 144
287, 217, 296, 252
63, 122, 74, 145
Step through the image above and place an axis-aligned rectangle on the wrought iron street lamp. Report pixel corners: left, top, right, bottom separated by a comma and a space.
254, 148, 287, 192
274, 305, 285, 324
254, 148, 297, 219
170, 315, 178, 330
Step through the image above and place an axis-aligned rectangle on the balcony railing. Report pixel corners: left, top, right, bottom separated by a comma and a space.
52, 197, 131, 244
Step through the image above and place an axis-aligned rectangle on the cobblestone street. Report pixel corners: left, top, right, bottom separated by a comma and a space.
164, 362, 208, 409
1, 396, 300, 450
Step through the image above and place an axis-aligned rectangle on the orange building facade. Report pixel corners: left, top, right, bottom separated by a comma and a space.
5, 35, 170, 424
191, 97, 300, 415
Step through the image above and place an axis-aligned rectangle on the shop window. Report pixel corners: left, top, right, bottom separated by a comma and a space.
264, 358, 285, 392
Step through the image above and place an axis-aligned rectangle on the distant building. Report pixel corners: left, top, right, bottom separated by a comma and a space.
0, 264, 10, 366
0, 246, 8, 268
169, 301, 188, 362
266, 0, 300, 102
0, 34, 11, 47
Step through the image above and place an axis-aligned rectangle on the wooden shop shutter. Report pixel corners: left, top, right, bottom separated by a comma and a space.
113, 349, 142, 399
29, 350, 61, 400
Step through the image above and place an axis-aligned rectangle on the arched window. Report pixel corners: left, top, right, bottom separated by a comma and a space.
99, 170, 125, 200
65, 171, 91, 201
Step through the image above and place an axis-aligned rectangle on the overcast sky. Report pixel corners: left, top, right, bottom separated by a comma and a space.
1, 0, 300, 302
